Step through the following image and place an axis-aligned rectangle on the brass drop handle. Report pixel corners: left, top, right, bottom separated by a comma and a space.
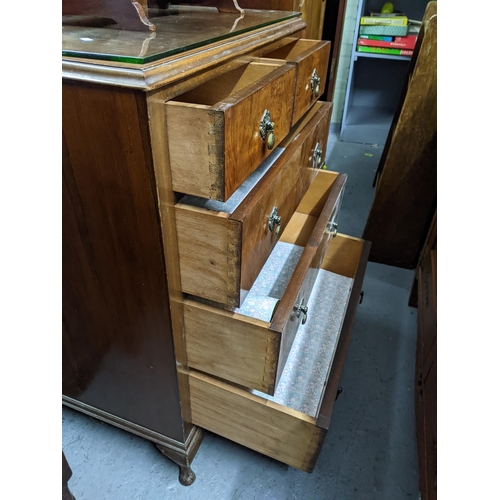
294, 298, 308, 325
311, 68, 321, 98
260, 109, 275, 150
313, 142, 323, 168
268, 206, 281, 237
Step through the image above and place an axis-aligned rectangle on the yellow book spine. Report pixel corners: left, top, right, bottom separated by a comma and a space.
360, 16, 408, 26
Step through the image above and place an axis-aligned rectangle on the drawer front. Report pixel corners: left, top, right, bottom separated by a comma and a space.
175, 102, 332, 308
185, 236, 370, 473
166, 62, 295, 201
261, 39, 331, 126
183, 170, 347, 395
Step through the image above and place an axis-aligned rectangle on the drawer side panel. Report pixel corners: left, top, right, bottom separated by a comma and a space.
166, 103, 224, 199
175, 207, 241, 306
184, 300, 279, 394
188, 370, 325, 472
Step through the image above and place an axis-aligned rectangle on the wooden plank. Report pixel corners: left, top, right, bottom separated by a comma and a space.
188, 369, 325, 472
183, 299, 279, 394
175, 205, 241, 307
280, 212, 318, 247
321, 233, 364, 279
261, 40, 331, 125
175, 101, 332, 307
362, 4, 437, 268
165, 103, 224, 200
296, 169, 339, 217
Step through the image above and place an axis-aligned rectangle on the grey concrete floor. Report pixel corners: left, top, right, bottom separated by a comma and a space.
63, 126, 420, 499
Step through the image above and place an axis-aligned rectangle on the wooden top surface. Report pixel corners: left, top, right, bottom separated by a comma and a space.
62, 13, 306, 90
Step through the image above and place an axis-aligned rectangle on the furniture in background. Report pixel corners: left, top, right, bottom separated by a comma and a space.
362, 1, 436, 268
410, 211, 437, 500
339, 0, 429, 145
63, 5, 369, 485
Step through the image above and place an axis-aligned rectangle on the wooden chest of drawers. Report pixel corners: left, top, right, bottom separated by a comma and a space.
62, 9, 370, 485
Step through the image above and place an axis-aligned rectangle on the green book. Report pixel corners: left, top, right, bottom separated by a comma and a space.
359, 25, 408, 36
357, 45, 413, 56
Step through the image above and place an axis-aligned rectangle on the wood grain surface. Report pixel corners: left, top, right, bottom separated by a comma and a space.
62, 82, 185, 440
363, 4, 436, 268
263, 39, 331, 125
234, 102, 333, 293
270, 172, 347, 382
175, 102, 332, 307
188, 369, 326, 472
186, 238, 370, 470
166, 62, 295, 200
181, 169, 347, 395
316, 239, 370, 428
183, 299, 280, 394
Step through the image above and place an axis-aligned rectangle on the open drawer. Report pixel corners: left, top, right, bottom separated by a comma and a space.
165, 61, 296, 201
185, 231, 370, 472
260, 38, 331, 126
175, 102, 332, 308
183, 169, 348, 395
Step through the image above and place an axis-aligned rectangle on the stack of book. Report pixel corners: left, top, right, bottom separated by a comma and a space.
357, 13, 418, 56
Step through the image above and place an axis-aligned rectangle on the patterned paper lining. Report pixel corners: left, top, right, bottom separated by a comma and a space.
252, 269, 353, 417
235, 242, 304, 321
234, 241, 354, 418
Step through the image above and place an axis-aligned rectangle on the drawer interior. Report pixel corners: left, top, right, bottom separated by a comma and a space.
187, 231, 368, 472
262, 39, 324, 61
183, 170, 355, 396
170, 61, 284, 107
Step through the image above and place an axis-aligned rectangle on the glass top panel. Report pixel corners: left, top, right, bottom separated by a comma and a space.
62, 8, 301, 64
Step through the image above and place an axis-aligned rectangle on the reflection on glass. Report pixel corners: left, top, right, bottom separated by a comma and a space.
62, 7, 301, 64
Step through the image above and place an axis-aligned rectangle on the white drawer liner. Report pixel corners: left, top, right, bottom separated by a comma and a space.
192, 240, 353, 417
231, 241, 353, 418
252, 268, 352, 418
178, 146, 285, 213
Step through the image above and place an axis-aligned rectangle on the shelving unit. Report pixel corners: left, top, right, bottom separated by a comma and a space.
340, 0, 429, 145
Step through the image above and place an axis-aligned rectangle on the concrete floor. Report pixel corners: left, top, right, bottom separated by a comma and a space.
62, 127, 420, 499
